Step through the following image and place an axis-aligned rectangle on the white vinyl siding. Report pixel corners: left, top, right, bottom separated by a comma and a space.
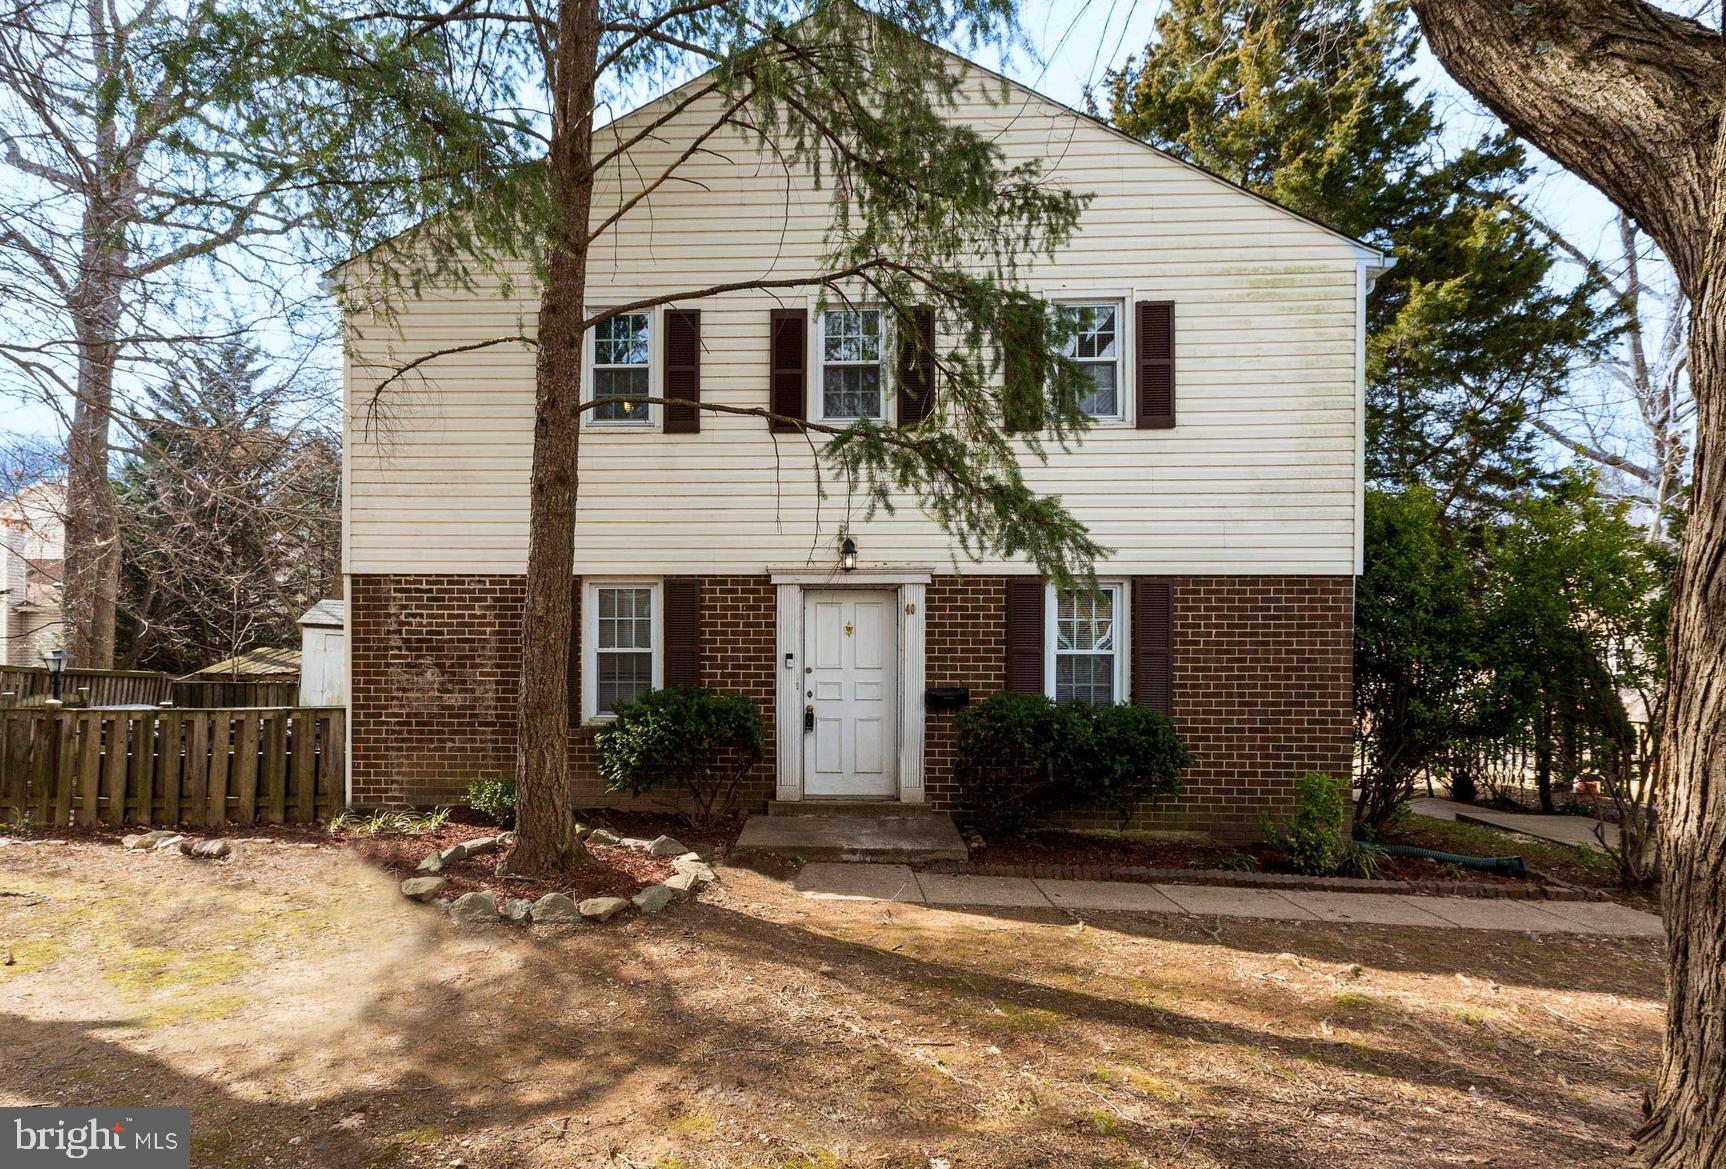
343, 65, 1375, 578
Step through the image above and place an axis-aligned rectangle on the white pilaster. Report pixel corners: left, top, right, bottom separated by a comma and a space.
774, 582, 803, 801
897, 581, 926, 804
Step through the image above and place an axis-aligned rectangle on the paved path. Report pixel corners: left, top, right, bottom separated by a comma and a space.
793, 863, 1663, 937
1410, 796, 1618, 852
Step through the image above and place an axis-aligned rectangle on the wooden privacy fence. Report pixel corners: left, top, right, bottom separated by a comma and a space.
0, 707, 345, 828
169, 680, 300, 708
0, 666, 171, 708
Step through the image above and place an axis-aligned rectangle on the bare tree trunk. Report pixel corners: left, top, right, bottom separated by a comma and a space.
1406, 4, 1724, 1162
508, 0, 601, 875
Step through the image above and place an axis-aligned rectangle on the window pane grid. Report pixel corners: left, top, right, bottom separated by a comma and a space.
822, 309, 883, 419
1054, 586, 1120, 705
1059, 304, 1121, 420
593, 586, 654, 714
593, 312, 651, 422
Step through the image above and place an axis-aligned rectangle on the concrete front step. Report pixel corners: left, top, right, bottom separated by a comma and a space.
737, 812, 968, 863
766, 800, 947, 818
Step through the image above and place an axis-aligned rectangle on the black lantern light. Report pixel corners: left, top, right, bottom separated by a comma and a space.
839, 536, 858, 572
42, 648, 66, 701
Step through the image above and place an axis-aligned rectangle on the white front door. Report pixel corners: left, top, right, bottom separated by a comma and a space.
802, 589, 898, 798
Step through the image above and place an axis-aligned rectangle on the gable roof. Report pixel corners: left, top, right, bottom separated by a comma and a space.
333, 22, 1390, 276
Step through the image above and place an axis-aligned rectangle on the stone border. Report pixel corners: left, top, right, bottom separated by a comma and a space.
400, 827, 718, 925
926, 859, 1590, 901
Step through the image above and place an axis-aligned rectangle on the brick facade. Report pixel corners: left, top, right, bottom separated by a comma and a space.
350, 572, 1353, 840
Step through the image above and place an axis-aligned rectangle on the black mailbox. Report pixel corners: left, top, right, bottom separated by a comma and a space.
925, 686, 971, 712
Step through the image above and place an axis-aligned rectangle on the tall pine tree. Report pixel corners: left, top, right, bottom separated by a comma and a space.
1106, 0, 1614, 510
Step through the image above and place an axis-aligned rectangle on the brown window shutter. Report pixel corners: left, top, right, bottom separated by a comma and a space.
663, 577, 702, 687
663, 308, 701, 433
769, 308, 807, 433
1131, 578, 1173, 713
1000, 299, 1047, 434
1004, 576, 1045, 693
566, 577, 582, 725
1136, 301, 1175, 429
896, 306, 935, 426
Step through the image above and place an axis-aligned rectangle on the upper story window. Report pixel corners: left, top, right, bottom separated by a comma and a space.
583, 580, 662, 719
819, 308, 884, 421
1046, 582, 1127, 704
590, 311, 653, 425
1057, 302, 1124, 421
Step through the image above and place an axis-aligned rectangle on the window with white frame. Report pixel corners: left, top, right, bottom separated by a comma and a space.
1056, 302, 1124, 421
590, 312, 652, 424
1047, 582, 1128, 705
583, 581, 661, 718
819, 308, 884, 420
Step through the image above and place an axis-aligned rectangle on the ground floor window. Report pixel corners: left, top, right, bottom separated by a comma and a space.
583, 580, 662, 720
1046, 581, 1127, 704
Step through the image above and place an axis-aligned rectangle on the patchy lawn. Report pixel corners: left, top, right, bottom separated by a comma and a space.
0, 838, 1663, 1169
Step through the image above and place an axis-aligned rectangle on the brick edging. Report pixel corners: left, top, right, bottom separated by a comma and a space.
925, 860, 1590, 901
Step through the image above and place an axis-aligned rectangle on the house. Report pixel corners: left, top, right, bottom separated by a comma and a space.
340, 48, 1387, 841
0, 483, 64, 669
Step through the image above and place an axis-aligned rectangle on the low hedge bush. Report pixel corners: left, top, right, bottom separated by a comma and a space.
953, 692, 1189, 836
595, 686, 765, 829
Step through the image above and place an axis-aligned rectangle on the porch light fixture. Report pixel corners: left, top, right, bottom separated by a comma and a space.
42, 648, 66, 700
839, 536, 858, 573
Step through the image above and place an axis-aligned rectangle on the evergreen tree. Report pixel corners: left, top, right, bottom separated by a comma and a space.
1105, 0, 1615, 510
115, 341, 341, 675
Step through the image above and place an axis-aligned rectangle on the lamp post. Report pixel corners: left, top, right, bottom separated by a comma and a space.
42, 648, 66, 701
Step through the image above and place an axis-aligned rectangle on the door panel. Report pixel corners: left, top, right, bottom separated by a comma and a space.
802, 590, 898, 797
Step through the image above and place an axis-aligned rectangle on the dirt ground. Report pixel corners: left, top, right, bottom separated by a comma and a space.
0, 838, 1664, 1169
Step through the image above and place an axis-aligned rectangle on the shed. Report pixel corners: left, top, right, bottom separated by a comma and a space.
298, 599, 347, 707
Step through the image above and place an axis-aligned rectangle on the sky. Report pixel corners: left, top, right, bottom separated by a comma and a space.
0, 0, 1642, 448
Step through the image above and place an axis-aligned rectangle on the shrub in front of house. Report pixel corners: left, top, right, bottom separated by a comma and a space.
1260, 771, 1350, 875
954, 692, 1189, 836
595, 686, 765, 829
465, 777, 517, 826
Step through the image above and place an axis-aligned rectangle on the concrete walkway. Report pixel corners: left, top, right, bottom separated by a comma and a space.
1410, 796, 1618, 852
793, 863, 1663, 937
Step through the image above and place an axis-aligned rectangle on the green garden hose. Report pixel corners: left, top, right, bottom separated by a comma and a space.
1377, 843, 1527, 879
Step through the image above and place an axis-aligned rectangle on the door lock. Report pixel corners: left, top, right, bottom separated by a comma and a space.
804, 704, 815, 733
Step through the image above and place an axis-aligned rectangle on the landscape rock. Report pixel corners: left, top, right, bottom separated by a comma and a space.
578, 896, 630, 921
647, 835, 689, 858
416, 852, 445, 874
400, 877, 446, 902
179, 839, 231, 860
632, 884, 679, 914
619, 837, 653, 851
151, 835, 187, 851
672, 855, 716, 885
123, 830, 179, 850
501, 898, 534, 922
444, 891, 500, 923
498, 831, 517, 847
663, 871, 701, 896
529, 893, 582, 923
460, 836, 501, 858
586, 829, 621, 846
572, 823, 591, 840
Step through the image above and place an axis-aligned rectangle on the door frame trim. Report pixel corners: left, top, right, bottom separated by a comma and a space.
774, 576, 925, 804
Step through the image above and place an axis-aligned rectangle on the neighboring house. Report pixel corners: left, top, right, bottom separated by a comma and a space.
0, 483, 64, 669
341, 49, 1387, 840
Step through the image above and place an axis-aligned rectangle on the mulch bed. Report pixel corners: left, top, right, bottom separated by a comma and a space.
344, 822, 677, 904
